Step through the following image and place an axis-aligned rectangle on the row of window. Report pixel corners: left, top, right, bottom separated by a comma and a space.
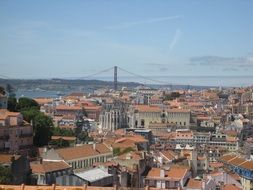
68, 155, 111, 170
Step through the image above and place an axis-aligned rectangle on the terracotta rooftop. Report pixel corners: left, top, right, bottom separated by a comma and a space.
166, 108, 190, 113
56, 105, 82, 111
0, 185, 118, 190
68, 92, 86, 97
219, 154, 237, 162
111, 139, 136, 150
186, 178, 202, 189
220, 154, 253, 171
146, 167, 189, 181
115, 135, 148, 144
226, 136, 238, 142
197, 156, 206, 161
209, 162, 224, 168
51, 136, 76, 141
146, 167, 161, 178
0, 154, 21, 164
30, 161, 71, 174
0, 109, 21, 120
118, 151, 143, 161
34, 98, 53, 105
134, 105, 161, 113
167, 167, 189, 180
83, 105, 101, 110
160, 150, 177, 161
228, 157, 245, 166
240, 160, 253, 170
56, 143, 111, 161
222, 184, 242, 190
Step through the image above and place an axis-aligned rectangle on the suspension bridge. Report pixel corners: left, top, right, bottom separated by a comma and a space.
78, 66, 173, 90
0, 66, 185, 90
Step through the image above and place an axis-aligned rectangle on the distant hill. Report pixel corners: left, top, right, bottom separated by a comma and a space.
0, 78, 142, 92
0, 78, 216, 94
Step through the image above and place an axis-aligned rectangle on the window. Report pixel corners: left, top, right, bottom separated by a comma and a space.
141, 119, 145, 126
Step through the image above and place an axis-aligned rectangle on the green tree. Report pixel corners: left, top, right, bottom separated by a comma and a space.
82, 107, 88, 117
0, 86, 5, 95
0, 165, 12, 184
17, 97, 40, 111
51, 127, 75, 136
163, 92, 181, 101
76, 131, 93, 142
33, 113, 53, 147
113, 147, 134, 156
121, 147, 134, 154
7, 97, 17, 112
113, 147, 121, 156
50, 139, 70, 148
21, 107, 40, 122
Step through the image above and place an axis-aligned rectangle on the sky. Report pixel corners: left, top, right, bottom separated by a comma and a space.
0, 0, 253, 81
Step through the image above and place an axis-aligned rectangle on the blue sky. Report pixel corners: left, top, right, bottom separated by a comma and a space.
0, 0, 253, 79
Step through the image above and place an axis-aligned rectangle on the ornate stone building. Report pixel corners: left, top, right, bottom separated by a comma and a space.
99, 99, 128, 131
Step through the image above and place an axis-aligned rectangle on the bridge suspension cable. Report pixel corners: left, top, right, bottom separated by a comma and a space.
118, 66, 171, 85
79, 67, 114, 79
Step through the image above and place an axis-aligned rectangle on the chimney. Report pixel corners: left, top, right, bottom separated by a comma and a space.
21, 184, 25, 190
52, 184, 56, 190
93, 142, 96, 150
83, 184, 87, 190
11, 155, 15, 162
160, 169, 165, 178
202, 181, 205, 189
39, 157, 43, 164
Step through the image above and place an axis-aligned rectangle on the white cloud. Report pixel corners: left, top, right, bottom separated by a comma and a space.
169, 28, 182, 51
105, 15, 181, 30
190, 54, 253, 68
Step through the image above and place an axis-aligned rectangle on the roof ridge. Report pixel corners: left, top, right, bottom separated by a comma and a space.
237, 160, 248, 167
226, 155, 238, 163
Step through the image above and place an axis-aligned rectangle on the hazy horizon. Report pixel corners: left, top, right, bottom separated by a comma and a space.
2, 75, 253, 87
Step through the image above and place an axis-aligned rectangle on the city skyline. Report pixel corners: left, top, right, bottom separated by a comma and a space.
1, 0, 253, 79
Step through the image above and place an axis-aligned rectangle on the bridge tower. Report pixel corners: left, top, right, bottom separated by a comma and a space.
114, 66, 117, 91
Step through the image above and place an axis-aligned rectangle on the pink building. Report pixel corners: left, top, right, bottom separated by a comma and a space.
0, 109, 33, 154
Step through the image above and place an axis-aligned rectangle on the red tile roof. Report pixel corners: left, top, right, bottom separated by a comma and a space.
51, 136, 76, 141
0, 154, 21, 164
56, 143, 111, 161
0, 185, 118, 190
30, 161, 71, 174
186, 178, 202, 189
134, 105, 161, 112
160, 150, 177, 161
56, 105, 81, 111
222, 184, 242, 190
146, 167, 189, 181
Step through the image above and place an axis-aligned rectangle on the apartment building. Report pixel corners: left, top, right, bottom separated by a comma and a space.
30, 160, 72, 185
0, 109, 33, 154
128, 105, 190, 128
145, 167, 191, 189
40, 143, 113, 171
